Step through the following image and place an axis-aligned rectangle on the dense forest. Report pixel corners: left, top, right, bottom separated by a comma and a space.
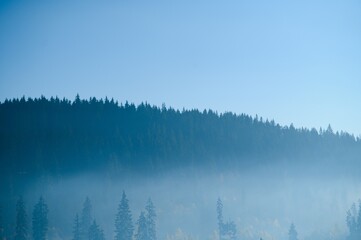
1, 96, 361, 240
0, 95, 360, 179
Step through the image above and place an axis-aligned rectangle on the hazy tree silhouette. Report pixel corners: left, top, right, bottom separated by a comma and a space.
15, 197, 28, 240
217, 198, 236, 240
346, 201, 361, 240
114, 191, 133, 240
288, 223, 298, 240
73, 214, 81, 240
88, 220, 105, 240
217, 198, 224, 239
135, 212, 147, 240
81, 197, 93, 240
145, 198, 157, 240
32, 197, 48, 240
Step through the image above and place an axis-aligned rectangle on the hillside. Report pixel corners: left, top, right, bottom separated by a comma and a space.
1, 96, 360, 180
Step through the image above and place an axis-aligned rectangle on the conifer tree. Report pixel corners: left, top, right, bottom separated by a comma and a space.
114, 191, 133, 240
32, 197, 48, 240
81, 197, 93, 240
73, 214, 81, 240
216, 198, 224, 238
145, 199, 156, 240
346, 201, 361, 240
88, 220, 105, 240
15, 197, 28, 240
135, 212, 147, 240
216, 198, 236, 240
288, 223, 298, 240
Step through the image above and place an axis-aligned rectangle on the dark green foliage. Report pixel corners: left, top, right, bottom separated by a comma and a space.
135, 212, 147, 240
288, 223, 298, 240
73, 214, 81, 240
114, 191, 133, 240
32, 197, 48, 240
15, 197, 28, 240
88, 220, 105, 240
217, 198, 236, 240
81, 197, 93, 240
1, 96, 360, 182
145, 199, 156, 240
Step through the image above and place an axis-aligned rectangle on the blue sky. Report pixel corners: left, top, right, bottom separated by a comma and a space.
0, 0, 360, 135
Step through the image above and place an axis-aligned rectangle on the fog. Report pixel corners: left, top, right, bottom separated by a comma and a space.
11, 163, 360, 240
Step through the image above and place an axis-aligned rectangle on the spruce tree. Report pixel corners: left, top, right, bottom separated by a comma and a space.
81, 197, 93, 240
135, 212, 147, 240
32, 197, 48, 240
216, 198, 236, 240
356, 201, 361, 239
145, 199, 156, 240
15, 197, 28, 240
288, 223, 298, 240
216, 198, 224, 239
114, 191, 133, 240
88, 220, 105, 240
73, 214, 81, 240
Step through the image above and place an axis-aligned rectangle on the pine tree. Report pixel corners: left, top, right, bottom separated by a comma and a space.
81, 197, 93, 240
73, 214, 81, 240
15, 197, 28, 240
216, 198, 236, 240
32, 197, 48, 240
135, 212, 147, 240
145, 199, 156, 240
88, 220, 105, 240
356, 201, 361, 239
216, 198, 224, 239
114, 191, 133, 240
288, 223, 298, 240
346, 200, 361, 240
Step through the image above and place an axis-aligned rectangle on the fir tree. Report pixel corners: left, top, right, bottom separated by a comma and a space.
15, 197, 28, 240
145, 199, 156, 240
81, 197, 93, 240
135, 212, 147, 240
216, 198, 224, 238
288, 223, 298, 240
346, 201, 361, 240
32, 197, 48, 240
216, 198, 236, 240
88, 220, 105, 240
73, 214, 81, 240
114, 191, 133, 240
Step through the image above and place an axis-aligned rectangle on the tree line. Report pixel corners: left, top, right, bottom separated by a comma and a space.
1, 196, 303, 240
1, 95, 360, 180
1, 192, 156, 240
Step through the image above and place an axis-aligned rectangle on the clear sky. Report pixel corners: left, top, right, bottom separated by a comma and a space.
0, 0, 360, 135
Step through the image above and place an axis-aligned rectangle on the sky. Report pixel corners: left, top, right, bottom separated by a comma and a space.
0, 0, 360, 135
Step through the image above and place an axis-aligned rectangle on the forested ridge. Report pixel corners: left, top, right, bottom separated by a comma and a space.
0, 96, 360, 178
